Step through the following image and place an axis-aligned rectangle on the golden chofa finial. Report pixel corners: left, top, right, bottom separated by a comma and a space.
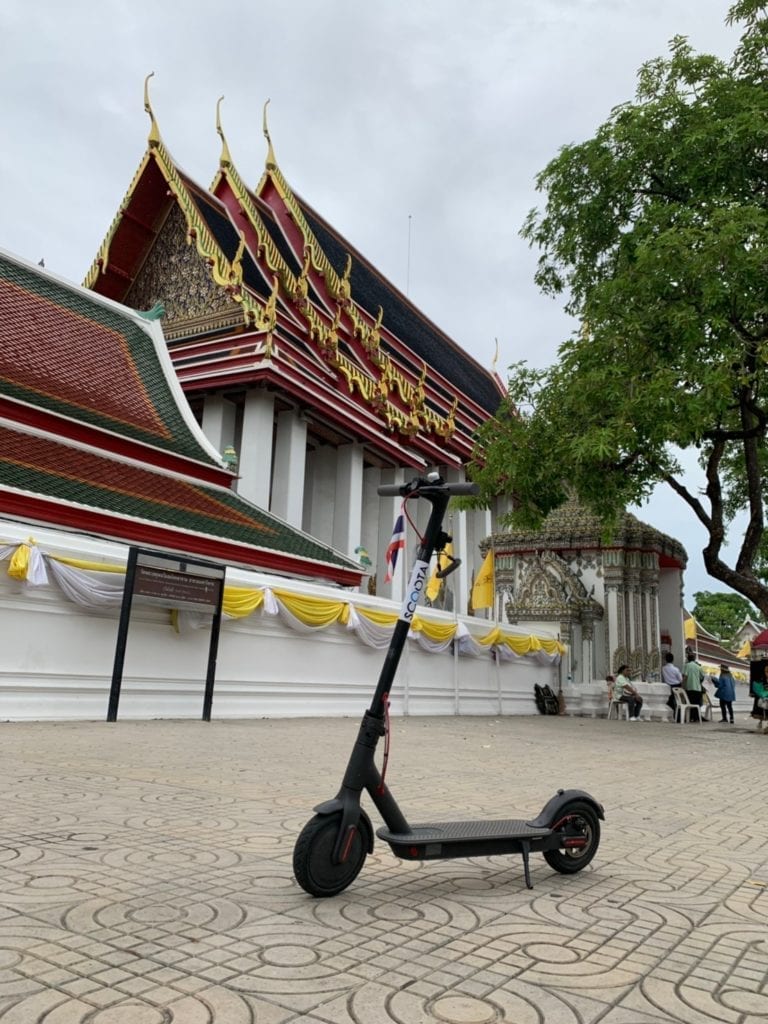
262, 98, 277, 170
216, 96, 232, 168
144, 72, 161, 148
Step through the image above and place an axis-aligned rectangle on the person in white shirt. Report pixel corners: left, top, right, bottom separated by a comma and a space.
661, 652, 683, 716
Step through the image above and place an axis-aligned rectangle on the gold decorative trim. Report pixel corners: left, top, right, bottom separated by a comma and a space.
252, 107, 458, 437
89, 85, 459, 443
140, 95, 269, 331
163, 310, 244, 341
215, 157, 298, 295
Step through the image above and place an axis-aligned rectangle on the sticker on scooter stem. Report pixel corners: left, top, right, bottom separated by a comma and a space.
400, 560, 429, 623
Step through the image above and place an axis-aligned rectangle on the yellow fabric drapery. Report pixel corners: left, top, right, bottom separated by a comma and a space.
272, 589, 350, 628
52, 555, 127, 573
1, 540, 563, 660
410, 617, 458, 643
355, 607, 399, 627
222, 587, 265, 618
7, 543, 31, 581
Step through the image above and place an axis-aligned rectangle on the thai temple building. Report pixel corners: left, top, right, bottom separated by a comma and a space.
0, 88, 570, 722
0, 243, 566, 721
83, 83, 506, 609
6, 84, 749, 722
0, 250, 362, 586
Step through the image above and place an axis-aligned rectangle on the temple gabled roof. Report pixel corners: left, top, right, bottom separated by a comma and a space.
0, 248, 364, 585
493, 496, 688, 569
2, 250, 222, 471
84, 87, 503, 469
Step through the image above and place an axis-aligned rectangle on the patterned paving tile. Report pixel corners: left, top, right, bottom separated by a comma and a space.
0, 716, 764, 1021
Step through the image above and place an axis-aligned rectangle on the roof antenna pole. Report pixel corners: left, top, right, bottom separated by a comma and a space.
406, 214, 412, 297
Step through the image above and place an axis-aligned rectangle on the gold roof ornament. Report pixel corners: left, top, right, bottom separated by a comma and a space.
262, 99, 277, 171
435, 397, 458, 439
229, 232, 246, 295
143, 72, 161, 149
293, 246, 312, 306
335, 253, 353, 304
215, 96, 232, 169
263, 274, 279, 336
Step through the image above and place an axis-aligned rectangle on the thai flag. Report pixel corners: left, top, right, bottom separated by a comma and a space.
384, 511, 405, 583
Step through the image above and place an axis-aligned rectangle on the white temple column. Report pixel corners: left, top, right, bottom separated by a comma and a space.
376, 467, 406, 600
201, 394, 236, 457
304, 446, 336, 545
237, 389, 274, 508
271, 408, 308, 527
604, 576, 621, 674
361, 467, 381, 587
333, 444, 364, 558
581, 628, 593, 685
444, 465, 468, 615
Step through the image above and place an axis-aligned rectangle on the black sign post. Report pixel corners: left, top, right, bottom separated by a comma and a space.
108, 548, 226, 722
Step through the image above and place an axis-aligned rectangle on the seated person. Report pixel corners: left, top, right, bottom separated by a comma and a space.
613, 665, 643, 721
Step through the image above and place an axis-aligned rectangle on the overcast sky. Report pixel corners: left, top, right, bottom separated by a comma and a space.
0, 1, 749, 606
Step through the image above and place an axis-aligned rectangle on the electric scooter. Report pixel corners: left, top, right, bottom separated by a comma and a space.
292, 473, 604, 897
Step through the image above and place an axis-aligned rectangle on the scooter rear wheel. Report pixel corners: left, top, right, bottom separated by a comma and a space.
543, 800, 600, 874
293, 813, 367, 897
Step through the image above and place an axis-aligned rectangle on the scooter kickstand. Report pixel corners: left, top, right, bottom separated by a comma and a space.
521, 841, 533, 890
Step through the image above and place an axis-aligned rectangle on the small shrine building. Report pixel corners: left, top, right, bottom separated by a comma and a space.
490, 498, 689, 685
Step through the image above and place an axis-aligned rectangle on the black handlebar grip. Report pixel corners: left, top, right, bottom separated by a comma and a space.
445, 483, 480, 496
376, 481, 480, 497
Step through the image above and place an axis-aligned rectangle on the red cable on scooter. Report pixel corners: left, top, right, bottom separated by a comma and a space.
377, 691, 391, 795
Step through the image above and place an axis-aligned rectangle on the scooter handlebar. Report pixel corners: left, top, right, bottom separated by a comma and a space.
377, 479, 480, 498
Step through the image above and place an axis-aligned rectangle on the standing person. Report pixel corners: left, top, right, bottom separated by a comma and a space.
614, 664, 643, 720
750, 662, 768, 730
683, 652, 705, 720
661, 652, 683, 717
715, 664, 736, 724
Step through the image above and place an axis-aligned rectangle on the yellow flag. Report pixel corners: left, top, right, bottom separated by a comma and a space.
684, 616, 697, 641
426, 545, 452, 602
471, 549, 494, 610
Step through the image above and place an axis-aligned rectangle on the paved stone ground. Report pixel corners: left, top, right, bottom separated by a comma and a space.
0, 712, 766, 1023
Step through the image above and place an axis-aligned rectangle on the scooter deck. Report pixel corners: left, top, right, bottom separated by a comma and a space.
378, 818, 555, 861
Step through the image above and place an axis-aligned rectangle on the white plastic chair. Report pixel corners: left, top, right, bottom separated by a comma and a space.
673, 688, 702, 723
700, 690, 713, 722
606, 692, 630, 724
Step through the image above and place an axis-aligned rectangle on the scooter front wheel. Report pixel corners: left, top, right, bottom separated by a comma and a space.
543, 800, 600, 874
293, 813, 367, 897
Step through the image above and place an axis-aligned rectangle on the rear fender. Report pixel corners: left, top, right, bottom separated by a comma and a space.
526, 788, 605, 829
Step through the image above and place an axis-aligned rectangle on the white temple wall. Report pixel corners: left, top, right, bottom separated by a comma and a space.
0, 526, 556, 722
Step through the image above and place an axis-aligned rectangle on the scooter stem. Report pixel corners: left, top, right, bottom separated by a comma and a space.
326, 477, 472, 864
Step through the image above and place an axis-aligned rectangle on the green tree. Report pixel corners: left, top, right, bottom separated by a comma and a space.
471, 1, 768, 616
692, 590, 759, 644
